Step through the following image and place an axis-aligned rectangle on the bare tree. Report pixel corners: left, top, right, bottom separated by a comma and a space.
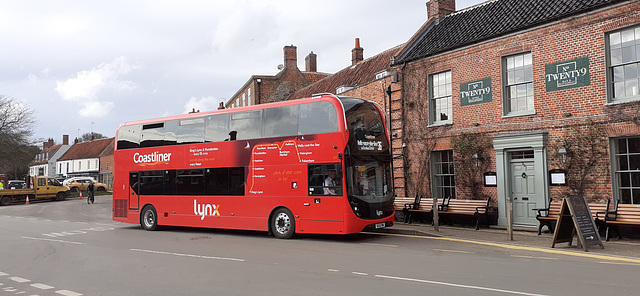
0, 95, 38, 178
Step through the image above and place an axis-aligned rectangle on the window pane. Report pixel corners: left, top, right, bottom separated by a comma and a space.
506, 56, 514, 69
620, 189, 632, 204
524, 53, 532, 65
614, 81, 625, 98
298, 101, 338, 135
524, 65, 533, 81
117, 125, 141, 150
229, 110, 262, 140
628, 137, 640, 153
618, 138, 628, 153
625, 79, 638, 97
621, 29, 635, 47
620, 172, 631, 187
205, 113, 230, 142
632, 172, 640, 187
164, 120, 178, 146
178, 118, 204, 144
263, 105, 299, 138
630, 154, 640, 168
610, 48, 622, 65
610, 31, 621, 49
622, 46, 636, 63
176, 169, 204, 195
514, 55, 524, 67
140, 123, 164, 148
613, 66, 624, 81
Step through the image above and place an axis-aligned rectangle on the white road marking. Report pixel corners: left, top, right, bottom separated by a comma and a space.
375, 274, 549, 296
352, 272, 368, 276
360, 243, 399, 248
327, 269, 339, 272
130, 248, 245, 262
433, 248, 473, 254
10, 277, 31, 283
0, 271, 8, 276
32, 283, 55, 289
511, 255, 557, 260
598, 261, 640, 266
56, 289, 83, 296
22, 236, 85, 245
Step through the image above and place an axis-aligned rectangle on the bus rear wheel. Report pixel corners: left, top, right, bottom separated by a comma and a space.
272, 208, 295, 239
141, 205, 158, 231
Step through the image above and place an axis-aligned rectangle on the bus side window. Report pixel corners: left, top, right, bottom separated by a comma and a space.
307, 164, 341, 196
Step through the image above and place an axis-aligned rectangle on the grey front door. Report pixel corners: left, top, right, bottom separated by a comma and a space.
510, 154, 538, 225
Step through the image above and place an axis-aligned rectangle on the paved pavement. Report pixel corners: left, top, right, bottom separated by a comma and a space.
372, 221, 640, 261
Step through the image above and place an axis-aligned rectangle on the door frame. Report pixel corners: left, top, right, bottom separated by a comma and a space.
493, 131, 549, 226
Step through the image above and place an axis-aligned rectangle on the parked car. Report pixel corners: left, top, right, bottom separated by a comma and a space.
65, 178, 108, 192
7, 180, 26, 189
63, 177, 93, 186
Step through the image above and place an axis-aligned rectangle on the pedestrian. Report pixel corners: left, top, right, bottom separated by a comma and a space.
87, 182, 95, 204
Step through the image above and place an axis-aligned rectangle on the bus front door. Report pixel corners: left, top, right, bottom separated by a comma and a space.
129, 172, 139, 210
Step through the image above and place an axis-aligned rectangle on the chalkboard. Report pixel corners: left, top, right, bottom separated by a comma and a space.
551, 196, 603, 251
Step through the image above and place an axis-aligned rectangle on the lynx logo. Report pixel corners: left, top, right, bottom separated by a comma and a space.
193, 199, 220, 220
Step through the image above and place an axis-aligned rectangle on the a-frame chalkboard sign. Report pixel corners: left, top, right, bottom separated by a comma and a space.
551, 196, 604, 251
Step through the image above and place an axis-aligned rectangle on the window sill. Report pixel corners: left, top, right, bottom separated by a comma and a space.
428, 121, 453, 128
502, 110, 536, 118
604, 97, 640, 106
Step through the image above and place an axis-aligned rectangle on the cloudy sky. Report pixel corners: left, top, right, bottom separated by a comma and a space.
1, 0, 484, 145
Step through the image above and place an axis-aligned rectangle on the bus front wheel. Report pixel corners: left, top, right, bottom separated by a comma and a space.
141, 205, 158, 231
272, 208, 295, 239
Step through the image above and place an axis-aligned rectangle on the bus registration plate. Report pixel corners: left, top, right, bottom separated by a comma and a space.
375, 222, 386, 229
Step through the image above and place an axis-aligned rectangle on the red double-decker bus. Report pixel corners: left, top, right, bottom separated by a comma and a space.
112, 94, 394, 238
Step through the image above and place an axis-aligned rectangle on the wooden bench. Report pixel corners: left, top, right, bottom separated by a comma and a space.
534, 199, 608, 235
438, 198, 492, 230
402, 195, 436, 223
596, 203, 640, 241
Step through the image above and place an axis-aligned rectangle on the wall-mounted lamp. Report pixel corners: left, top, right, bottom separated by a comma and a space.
563, 113, 572, 117
558, 145, 568, 164
472, 152, 482, 167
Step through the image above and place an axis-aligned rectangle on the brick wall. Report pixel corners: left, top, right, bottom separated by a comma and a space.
393, 1, 640, 201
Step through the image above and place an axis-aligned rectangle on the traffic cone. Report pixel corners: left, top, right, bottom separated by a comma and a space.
79, 191, 83, 199
26, 195, 29, 205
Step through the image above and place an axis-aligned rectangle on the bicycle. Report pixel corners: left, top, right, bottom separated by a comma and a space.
87, 190, 94, 204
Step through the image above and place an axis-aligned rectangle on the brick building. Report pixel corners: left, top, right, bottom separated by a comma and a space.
290, 38, 403, 126
226, 45, 330, 108
391, 0, 640, 227
28, 135, 71, 178
57, 138, 114, 183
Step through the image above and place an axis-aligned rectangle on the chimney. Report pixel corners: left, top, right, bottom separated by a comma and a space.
63, 135, 69, 145
284, 45, 297, 69
218, 102, 225, 110
48, 138, 54, 148
43, 141, 48, 150
426, 0, 455, 21
351, 38, 363, 66
305, 51, 317, 72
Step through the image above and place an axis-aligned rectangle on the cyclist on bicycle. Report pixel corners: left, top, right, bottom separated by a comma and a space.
87, 182, 95, 204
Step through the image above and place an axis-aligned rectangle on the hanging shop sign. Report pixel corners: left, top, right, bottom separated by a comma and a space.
460, 78, 492, 106
545, 57, 590, 92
